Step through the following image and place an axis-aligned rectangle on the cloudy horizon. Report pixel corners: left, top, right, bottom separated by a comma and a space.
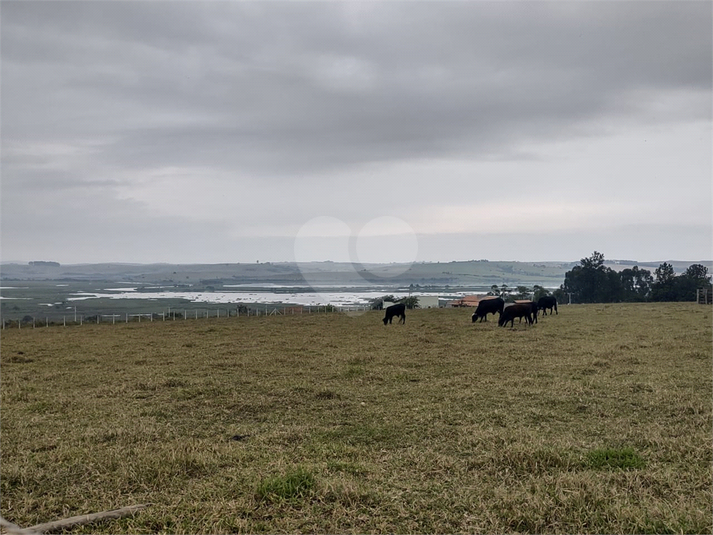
2, 1, 711, 265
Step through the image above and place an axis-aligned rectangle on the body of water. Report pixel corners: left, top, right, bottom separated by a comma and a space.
66, 287, 465, 307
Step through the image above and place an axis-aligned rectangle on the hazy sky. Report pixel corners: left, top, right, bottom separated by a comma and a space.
2, 0, 711, 265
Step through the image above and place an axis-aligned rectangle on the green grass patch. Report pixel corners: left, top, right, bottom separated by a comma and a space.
256, 468, 316, 502
586, 447, 646, 470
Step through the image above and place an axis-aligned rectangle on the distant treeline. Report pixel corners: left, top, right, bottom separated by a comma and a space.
554, 251, 712, 304
369, 251, 713, 308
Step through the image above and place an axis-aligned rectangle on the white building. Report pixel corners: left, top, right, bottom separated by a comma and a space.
416, 296, 440, 308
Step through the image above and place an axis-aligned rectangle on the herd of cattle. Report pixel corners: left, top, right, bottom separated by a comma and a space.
382, 296, 558, 327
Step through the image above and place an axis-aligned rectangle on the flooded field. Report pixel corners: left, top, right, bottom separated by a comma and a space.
0, 259, 571, 323
0, 280, 477, 323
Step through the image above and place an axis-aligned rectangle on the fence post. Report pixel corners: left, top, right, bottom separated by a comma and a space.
184, 309, 187, 320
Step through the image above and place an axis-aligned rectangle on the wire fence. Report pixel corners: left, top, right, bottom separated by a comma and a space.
1, 303, 373, 330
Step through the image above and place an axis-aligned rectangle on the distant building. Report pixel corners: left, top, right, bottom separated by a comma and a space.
416, 296, 439, 309
447, 295, 495, 307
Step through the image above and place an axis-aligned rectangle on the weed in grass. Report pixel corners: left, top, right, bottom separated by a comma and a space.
256, 468, 316, 502
586, 447, 646, 470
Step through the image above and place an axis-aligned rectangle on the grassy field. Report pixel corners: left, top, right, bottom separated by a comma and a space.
1, 303, 711, 534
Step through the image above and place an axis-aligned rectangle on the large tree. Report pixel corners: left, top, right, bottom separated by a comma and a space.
619, 266, 653, 302
562, 251, 621, 303
674, 264, 712, 301
651, 262, 677, 301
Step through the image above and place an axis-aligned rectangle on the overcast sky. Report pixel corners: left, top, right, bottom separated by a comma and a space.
2, 0, 711, 265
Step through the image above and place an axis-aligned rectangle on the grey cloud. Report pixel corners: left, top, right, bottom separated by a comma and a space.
4, 1, 710, 176
1, 1, 710, 263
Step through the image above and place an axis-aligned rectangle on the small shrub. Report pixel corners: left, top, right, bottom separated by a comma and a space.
586, 447, 646, 470
256, 468, 315, 501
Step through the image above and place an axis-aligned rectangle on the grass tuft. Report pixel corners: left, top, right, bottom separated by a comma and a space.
256, 468, 316, 502
585, 447, 646, 470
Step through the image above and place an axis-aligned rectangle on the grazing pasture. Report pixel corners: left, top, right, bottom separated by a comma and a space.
1, 303, 711, 534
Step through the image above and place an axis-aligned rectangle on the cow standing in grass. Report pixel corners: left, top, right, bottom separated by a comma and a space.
517, 301, 539, 324
498, 303, 534, 327
383, 303, 406, 325
537, 296, 558, 316
471, 297, 504, 323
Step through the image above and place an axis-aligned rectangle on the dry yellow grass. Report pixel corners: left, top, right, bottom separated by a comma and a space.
1, 303, 711, 533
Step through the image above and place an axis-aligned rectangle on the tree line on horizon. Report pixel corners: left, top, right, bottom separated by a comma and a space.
456, 250, 711, 305
552, 251, 712, 304
367, 251, 711, 309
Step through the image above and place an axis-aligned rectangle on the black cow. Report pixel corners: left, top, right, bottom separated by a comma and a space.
537, 296, 558, 316
383, 303, 406, 325
517, 301, 538, 324
471, 297, 505, 323
498, 303, 533, 327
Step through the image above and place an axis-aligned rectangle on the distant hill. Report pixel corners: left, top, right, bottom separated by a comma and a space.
2, 259, 710, 289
